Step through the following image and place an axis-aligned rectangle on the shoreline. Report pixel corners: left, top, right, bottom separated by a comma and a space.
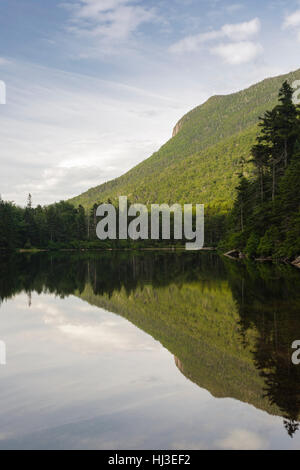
223, 250, 300, 269
0, 246, 216, 254
1, 248, 299, 269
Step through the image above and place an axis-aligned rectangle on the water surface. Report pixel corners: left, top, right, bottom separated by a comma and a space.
0, 251, 299, 449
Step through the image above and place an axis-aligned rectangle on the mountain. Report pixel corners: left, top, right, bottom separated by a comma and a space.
69, 68, 300, 211
2, 250, 299, 429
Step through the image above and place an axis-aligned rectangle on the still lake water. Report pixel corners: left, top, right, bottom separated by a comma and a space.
0, 251, 299, 450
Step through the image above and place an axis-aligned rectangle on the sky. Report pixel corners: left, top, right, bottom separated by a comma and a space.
1, 0, 300, 206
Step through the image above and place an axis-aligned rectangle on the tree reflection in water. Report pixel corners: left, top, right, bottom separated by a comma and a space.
0, 251, 299, 436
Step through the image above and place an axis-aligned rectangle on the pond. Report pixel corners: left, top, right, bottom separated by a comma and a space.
0, 251, 299, 449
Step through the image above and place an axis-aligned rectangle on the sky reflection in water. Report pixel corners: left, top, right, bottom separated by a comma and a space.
0, 252, 299, 450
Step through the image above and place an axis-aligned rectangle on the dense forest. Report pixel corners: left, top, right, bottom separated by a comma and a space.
0, 195, 89, 251
220, 82, 300, 259
0, 195, 145, 251
0, 193, 224, 250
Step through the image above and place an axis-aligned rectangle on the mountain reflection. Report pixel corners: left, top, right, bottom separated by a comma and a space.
0, 251, 299, 436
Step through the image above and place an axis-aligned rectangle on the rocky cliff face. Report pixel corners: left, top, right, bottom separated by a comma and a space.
172, 119, 183, 137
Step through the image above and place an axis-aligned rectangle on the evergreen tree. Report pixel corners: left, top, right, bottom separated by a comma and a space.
223, 81, 300, 259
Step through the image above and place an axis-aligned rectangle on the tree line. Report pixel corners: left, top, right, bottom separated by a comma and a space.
0, 192, 225, 251
220, 81, 300, 259
0, 194, 88, 250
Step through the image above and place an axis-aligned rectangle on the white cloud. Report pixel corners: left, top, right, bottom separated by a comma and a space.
0, 61, 187, 206
283, 10, 300, 29
222, 18, 260, 41
169, 30, 222, 54
64, 0, 156, 50
211, 41, 263, 64
283, 9, 300, 42
36, 299, 162, 353
169, 18, 261, 54
216, 429, 268, 450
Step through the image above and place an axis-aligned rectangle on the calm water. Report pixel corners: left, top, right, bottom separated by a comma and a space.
0, 251, 299, 450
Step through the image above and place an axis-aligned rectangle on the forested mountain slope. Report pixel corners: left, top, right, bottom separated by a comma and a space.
70, 68, 300, 211
76, 258, 300, 426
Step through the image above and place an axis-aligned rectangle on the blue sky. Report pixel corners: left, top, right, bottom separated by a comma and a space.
1, 0, 300, 205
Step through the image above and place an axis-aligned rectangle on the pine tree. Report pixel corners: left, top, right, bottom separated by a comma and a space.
225, 81, 300, 258
233, 175, 252, 232
251, 144, 269, 202
77, 205, 86, 240
277, 81, 299, 168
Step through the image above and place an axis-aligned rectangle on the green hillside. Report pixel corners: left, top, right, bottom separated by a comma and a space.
76, 264, 300, 421
77, 280, 272, 413
1, 250, 299, 427
70, 68, 300, 211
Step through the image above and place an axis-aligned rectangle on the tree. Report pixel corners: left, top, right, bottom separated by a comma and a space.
27, 193, 32, 209
225, 81, 300, 258
256, 82, 300, 201
277, 81, 299, 168
77, 205, 86, 240
251, 144, 269, 202
233, 175, 252, 232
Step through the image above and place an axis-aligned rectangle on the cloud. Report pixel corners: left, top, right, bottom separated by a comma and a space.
0, 61, 187, 206
36, 299, 161, 353
63, 0, 156, 50
169, 18, 261, 54
57, 322, 158, 352
169, 30, 222, 54
222, 18, 260, 41
211, 41, 263, 64
283, 9, 300, 42
216, 429, 268, 450
283, 10, 300, 29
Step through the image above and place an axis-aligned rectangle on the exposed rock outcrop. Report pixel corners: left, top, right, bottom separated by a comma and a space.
172, 119, 183, 137
292, 256, 300, 269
